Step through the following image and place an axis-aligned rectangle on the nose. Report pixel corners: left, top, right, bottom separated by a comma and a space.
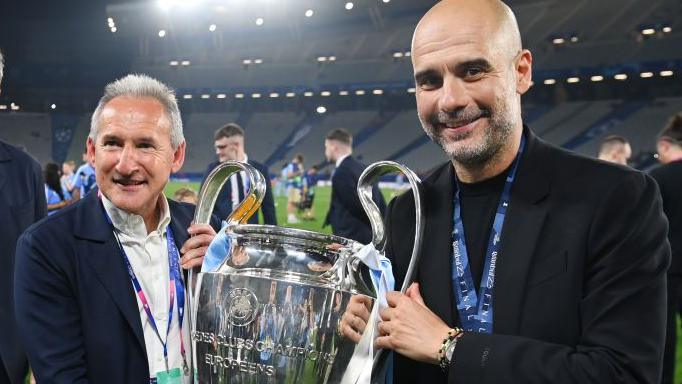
439, 75, 471, 114
115, 145, 139, 176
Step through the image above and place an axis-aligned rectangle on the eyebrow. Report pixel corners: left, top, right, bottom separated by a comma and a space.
414, 58, 494, 82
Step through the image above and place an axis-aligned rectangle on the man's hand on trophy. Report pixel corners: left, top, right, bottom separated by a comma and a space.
338, 295, 372, 343
180, 223, 217, 269
375, 283, 451, 364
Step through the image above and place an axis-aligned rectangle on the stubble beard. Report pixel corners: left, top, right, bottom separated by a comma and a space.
419, 99, 515, 167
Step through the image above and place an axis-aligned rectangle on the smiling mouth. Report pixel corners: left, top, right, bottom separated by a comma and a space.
114, 179, 145, 187
439, 116, 482, 130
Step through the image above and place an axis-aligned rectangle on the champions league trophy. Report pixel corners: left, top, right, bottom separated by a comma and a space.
189, 160, 424, 383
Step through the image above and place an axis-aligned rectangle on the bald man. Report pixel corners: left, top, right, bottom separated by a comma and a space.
340, 1, 669, 383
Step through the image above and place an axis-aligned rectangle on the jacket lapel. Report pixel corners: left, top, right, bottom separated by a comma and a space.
493, 130, 550, 334
75, 192, 147, 355
420, 164, 457, 325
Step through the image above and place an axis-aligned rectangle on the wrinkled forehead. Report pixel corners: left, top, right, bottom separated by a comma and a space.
100, 96, 170, 131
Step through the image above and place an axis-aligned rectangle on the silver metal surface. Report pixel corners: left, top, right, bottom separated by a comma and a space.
189, 160, 425, 383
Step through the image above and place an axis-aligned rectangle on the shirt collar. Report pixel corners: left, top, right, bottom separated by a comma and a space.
101, 193, 171, 238
335, 153, 350, 168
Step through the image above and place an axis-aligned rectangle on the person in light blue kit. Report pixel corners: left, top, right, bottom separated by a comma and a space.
44, 162, 70, 215
71, 147, 96, 201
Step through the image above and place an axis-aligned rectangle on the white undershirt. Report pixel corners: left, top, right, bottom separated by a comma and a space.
335, 153, 350, 168
229, 154, 249, 211
101, 194, 190, 382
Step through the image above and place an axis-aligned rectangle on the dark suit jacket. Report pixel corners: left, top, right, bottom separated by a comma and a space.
0, 141, 46, 384
385, 128, 670, 383
325, 156, 387, 245
202, 159, 277, 225
14, 191, 219, 384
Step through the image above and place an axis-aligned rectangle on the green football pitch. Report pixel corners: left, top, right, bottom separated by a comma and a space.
165, 180, 403, 233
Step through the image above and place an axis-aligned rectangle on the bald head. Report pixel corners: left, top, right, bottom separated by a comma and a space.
412, 0, 522, 63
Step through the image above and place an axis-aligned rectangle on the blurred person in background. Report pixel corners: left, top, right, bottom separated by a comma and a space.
651, 113, 682, 384
44, 162, 69, 215
201, 123, 276, 225
597, 134, 632, 165
285, 153, 305, 224
0, 49, 47, 384
323, 128, 386, 244
173, 187, 197, 204
70, 146, 96, 201
60, 160, 76, 199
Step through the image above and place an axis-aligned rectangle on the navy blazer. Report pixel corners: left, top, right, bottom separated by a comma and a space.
202, 159, 277, 225
324, 156, 387, 244
14, 191, 218, 384
386, 128, 670, 383
0, 141, 46, 384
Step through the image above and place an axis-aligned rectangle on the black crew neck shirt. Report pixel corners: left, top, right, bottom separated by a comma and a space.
457, 166, 511, 287
650, 160, 682, 275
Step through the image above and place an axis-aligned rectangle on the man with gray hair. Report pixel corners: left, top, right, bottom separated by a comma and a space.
0, 49, 47, 384
14, 74, 218, 383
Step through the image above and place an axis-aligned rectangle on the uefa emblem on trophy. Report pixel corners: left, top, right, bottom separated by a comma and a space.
188, 160, 424, 383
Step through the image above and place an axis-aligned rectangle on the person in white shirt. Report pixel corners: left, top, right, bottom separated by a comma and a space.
15, 74, 218, 383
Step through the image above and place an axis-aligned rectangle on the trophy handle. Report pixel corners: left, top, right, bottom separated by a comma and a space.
357, 161, 425, 383
188, 160, 266, 383
357, 160, 424, 293
193, 160, 267, 226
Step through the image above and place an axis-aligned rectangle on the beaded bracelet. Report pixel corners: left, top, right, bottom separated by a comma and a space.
437, 328, 463, 371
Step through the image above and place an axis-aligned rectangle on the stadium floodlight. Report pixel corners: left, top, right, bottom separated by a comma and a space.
305, 9, 314, 17
158, 29, 167, 37
304, 91, 314, 97
255, 18, 264, 26
566, 77, 580, 83
355, 90, 366, 95
404, 51, 411, 57
235, 93, 245, 99
345, 2, 354, 10
590, 75, 604, 82
570, 36, 579, 43
662, 26, 672, 33
111, 27, 117, 33
317, 56, 327, 62
183, 94, 192, 99
373, 89, 384, 95
169, 60, 179, 66
107, 17, 114, 24
316, 106, 327, 114
328, 56, 336, 61
51, 104, 56, 110
181, 60, 191, 66
660, 70, 674, 77
393, 52, 404, 58
216, 94, 227, 99
10, 103, 19, 111
254, 59, 263, 64
407, 87, 416, 93
543, 79, 556, 85
209, 24, 217, 32
0, 105, 7, 110
552, 38, 565, 44
285, 92, 296, 98
158, 0, 172, 11
270, 92, 279, 98
201, 94, 210, 99
641, 28, 656, 35
339, 90, 349, 96
614, 73, 628, 80
640, 71, 654, 78
382, 0, 390, 3
252, 93, 262, 98
321, 91, 331, 97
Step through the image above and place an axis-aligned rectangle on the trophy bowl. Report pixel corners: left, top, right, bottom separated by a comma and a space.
189, 161, 424, 384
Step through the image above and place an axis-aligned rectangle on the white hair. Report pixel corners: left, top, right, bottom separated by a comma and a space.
89, 74, 184, 149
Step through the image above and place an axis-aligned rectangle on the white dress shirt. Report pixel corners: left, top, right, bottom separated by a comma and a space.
101, 195, 190, 383
335, 153, 350, 168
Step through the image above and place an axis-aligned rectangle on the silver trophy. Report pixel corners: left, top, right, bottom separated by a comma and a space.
189, 160, 424, 383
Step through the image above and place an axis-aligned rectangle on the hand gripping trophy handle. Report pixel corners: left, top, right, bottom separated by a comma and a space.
187, 161, 266, 382
357, 161, 425, 380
